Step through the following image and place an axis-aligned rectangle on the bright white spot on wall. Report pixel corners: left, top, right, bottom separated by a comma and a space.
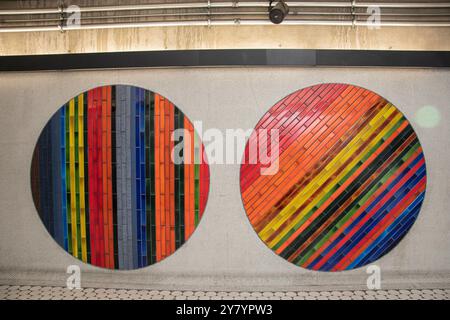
415, 106, 441, 128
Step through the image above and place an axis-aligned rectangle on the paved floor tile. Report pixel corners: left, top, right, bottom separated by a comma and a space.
0, 285, 449, 300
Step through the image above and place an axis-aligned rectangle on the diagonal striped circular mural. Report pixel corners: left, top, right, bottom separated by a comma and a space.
31, 85, 209, 270
240, 83, 426, 271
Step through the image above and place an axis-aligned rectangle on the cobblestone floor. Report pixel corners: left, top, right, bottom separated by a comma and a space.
1, 285, 449, 300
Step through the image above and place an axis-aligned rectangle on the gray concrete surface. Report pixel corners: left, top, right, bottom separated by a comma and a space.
2, 25, 450, 55
1, 285, 449, 300
0, 67, 449, 291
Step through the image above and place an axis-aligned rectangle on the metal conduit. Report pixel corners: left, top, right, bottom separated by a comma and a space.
1, 1, 449, 32
1, 2, 450, 15
1, 19, 450, 33
5, 11, 450, 24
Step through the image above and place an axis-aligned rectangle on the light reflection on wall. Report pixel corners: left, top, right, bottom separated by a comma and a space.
415, 106, 441, 129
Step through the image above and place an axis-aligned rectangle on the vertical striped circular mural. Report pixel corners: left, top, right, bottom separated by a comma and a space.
240, 83, 426, 271
31, 85, 209, 270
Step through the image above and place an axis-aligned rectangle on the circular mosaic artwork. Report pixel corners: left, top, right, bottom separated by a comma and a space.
240, 83, 426, 271
31, 85, 209, 270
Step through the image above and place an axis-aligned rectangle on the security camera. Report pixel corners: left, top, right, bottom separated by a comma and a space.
269, 1, 289, 24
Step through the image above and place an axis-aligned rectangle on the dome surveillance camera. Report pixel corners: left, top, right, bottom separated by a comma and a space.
269, 1, 289, 24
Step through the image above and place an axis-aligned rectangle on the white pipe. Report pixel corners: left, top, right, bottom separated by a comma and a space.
1, 2, 450, 15
356, 2, 450, 8
3, 10, 450, 24
1, 19, 450, 32
4, 11, 450, 24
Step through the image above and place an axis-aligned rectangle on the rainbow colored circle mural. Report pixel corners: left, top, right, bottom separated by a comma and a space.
31, 85, 210, 270
240, 83, 426, 271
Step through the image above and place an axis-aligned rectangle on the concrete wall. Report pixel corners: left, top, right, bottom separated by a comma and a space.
1, 25, 450, 55
0, 67, 449, 291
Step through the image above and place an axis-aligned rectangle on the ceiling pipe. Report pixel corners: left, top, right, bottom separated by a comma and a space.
5, 11, 449, 24
1, 19, 450, 32
1, 2, 450, 15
